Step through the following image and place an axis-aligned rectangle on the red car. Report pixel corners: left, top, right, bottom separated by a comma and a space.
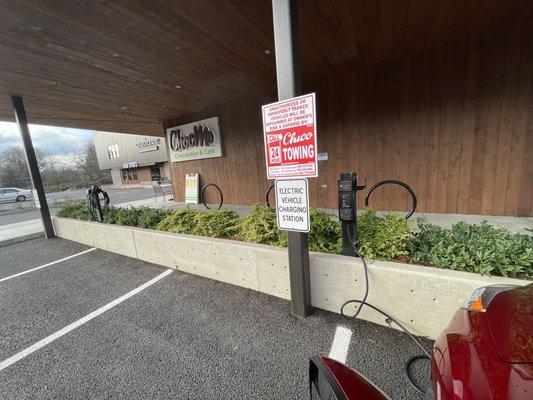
310, 284, 532, 399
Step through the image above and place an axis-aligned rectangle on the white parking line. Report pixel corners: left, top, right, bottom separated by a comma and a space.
0, 268, 173, 372
328, 326, 353, 363
0, 248, 97, 283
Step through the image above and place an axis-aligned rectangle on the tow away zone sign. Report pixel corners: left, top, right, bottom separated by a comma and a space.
262, 93, 318, 179
275, 178, 310, 233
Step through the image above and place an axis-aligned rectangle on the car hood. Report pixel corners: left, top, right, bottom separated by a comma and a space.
486, 284, 533, 363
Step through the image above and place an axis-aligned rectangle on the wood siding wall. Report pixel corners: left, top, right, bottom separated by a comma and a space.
165, 24, 532, 216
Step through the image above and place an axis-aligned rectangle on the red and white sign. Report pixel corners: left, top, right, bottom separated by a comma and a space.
262, 93, 318, 179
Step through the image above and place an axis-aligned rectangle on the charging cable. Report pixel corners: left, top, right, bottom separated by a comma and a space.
340, 225, 431, 394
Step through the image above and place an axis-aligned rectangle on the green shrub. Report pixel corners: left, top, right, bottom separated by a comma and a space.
193, 210, 240, 238
410, 220, 533, 279
239, 204, 287, 247
102, 207, 141, 227
137, 208, 174, 229
74, 206, 170, 228
357, 209, 411, 261
309, 209, 341, 254
56, 201, 92, 221
155, 207, 200, 234
57, 200, 532, 279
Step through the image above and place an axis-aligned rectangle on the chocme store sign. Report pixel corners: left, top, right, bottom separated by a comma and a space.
166, 116, 222, 162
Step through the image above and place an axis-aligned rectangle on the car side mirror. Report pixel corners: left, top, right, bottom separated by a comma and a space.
309, 356, 390, 400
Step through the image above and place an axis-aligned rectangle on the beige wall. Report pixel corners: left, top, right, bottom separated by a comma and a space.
94, 132, 167, 170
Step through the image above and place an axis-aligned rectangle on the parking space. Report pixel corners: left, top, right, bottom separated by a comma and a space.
0, 238, 432, 399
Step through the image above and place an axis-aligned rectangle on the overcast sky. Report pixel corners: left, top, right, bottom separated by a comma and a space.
0, 121, 95, 156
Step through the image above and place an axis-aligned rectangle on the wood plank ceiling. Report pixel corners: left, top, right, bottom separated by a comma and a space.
0, 0, 530, 135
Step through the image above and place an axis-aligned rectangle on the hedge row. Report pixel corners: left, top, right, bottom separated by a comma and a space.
56, 201, 532, 279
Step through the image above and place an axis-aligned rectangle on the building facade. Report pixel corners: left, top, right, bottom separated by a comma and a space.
94, 132, 170, 186
162, 22, 532, 217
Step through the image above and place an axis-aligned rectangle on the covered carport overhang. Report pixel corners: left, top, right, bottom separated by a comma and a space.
1, 0, 530, 135
2, 0, 532, 317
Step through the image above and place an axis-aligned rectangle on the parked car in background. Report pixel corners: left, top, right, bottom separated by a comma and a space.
0, 188, 32, 203
310, 284, 532, 399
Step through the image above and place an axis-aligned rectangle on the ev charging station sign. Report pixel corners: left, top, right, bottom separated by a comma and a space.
275, 179, 310, 233
262, 93, 317, 179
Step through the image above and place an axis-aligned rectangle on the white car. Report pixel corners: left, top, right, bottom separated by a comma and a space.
0, 187, 33, 203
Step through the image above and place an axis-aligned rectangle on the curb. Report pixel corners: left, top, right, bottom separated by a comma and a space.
0, 204, 61, 216
0, 207, 38, 216
0, 232, 45, 247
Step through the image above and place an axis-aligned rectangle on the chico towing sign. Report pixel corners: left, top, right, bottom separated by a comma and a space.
262, 93, 317, 179
275, 179, 310, 233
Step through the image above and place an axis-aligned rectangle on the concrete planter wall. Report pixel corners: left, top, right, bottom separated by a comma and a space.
52, 217, 528, 339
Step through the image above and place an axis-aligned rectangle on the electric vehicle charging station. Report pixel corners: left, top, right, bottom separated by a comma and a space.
331, 173, 435, 397
338, 172, 366, 257
337, 173, 417, 256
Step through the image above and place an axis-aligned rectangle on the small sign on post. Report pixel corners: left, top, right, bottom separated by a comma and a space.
262, 93, 318, 179
275, 178, 310, 233
184, 173, 199, 204
32, 189, 40, 209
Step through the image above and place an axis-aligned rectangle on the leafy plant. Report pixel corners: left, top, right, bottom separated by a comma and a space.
309, 208, 341, 254
56, 201, 92, 221
155, 207, 200, 234
357, 209, 411, 261
56, 200, 532, 280
137, 208, 174, 229
239, 204, 286, 247
102, 207, 138, 226
410, 220, 533, 279
193, 209, 240, 238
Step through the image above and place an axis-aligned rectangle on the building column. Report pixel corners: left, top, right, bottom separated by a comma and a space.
11, 96, 55, 238
271, 0, 312, 318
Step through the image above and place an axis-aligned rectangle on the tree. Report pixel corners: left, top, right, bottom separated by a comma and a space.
0, 145, 60, 187
0, 146, 31, 187
73, 139, 110, 186
0, 139, 110, 190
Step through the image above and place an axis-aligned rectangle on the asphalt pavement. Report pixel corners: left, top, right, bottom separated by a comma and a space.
0, 237, 432, 399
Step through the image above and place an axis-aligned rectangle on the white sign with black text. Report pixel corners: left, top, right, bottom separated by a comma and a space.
167, 116, 222, 163
185, 173, 199, 204
32, 189, 40, 209
274, 178, 310, 233
136, 136, 161, 153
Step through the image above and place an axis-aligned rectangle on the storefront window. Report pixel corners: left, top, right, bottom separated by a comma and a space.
107, 144, 120, 159
121, 168, 139, 182
150, 165, 161, 181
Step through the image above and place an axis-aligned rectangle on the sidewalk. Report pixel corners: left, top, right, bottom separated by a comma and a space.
0, 219, 44, 247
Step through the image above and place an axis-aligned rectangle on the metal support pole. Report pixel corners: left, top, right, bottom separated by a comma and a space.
11, 96, 55, 238
272, 0, 311, 318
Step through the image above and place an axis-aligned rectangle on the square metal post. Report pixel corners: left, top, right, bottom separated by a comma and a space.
272, 0, 312, 318
11, 96, 55, 238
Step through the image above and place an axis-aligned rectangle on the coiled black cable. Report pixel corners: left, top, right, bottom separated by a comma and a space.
340, 225, 430, 395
